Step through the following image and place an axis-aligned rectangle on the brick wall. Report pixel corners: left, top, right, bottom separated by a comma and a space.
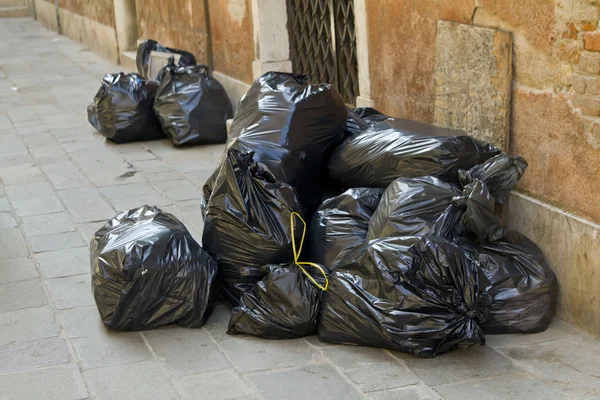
578, 32, 600, 148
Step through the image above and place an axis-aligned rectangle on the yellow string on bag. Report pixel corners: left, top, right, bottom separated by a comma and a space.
290, 212, 329, 291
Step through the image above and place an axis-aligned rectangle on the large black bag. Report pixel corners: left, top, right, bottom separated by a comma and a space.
309, 188, 383, 269
154, 59, 233, 146
318, 236, 491, 357
328, 118, 500, 188
87, 73, 164, 143
202, 149, 302, 303
368, 176, 460, 240
457, 232, 558, 334
204, 72, 347, 211
90, 206, 217, 330
136, 39, 197, 80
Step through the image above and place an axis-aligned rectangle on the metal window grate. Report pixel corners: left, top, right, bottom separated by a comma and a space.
286, 0, 359, 104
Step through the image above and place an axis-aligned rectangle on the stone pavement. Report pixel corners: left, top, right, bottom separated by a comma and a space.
0, 17, 599, 400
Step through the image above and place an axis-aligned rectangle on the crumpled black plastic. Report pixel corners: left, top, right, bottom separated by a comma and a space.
328, 118, 500, 188
136, 39, 197, 80
87, 73, 164, 143
204, 72, 347, 211
202, 149, 303, 303
459, 153, 528, 205
353, 107, 390, 126
227, 263, 326, 339
309, 188, 383, 269
456, 232, 558, 334
368, 176, 460, 240
318, 235, 492, 357
153, 58, 233, 146
90, 206, 218, 330
344, 107, 371, 137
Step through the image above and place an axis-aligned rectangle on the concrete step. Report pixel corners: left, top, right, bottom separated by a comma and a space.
0, 5, 29, 17
120, 50, 137, 73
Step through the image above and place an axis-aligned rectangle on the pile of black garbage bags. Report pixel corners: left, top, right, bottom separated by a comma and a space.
90, 70, 558, 358
87, 40, 233, 146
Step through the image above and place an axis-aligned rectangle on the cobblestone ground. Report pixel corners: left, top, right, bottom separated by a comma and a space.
1, 17, 600, 400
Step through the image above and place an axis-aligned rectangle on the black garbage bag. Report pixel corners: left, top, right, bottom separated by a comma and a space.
202, 149, 303, 303
87, 73, 164, 143
457, 231, 558, 334
204, 72, 347, 211
318, 236, 492, 357
90, 206, 218, 330
353, 107, 390, 126
309, 188, 383, 269
153, 58, 233, 147
136, 39, 197, 80
367, 176, 460, 240
328, 118, 500, 188
344, 107, 371, 137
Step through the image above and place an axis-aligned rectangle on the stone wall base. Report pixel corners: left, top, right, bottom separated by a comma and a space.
213, 71, 252, 113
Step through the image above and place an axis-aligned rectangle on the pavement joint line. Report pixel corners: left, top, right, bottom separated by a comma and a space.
138, 332, 184, 400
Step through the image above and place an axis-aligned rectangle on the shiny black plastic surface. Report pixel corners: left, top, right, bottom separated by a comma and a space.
136, 39, 197, 79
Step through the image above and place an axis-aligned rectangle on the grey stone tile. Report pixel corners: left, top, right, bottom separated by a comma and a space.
219, 336, 320, 373
0, 257, 38, 283
499, 337, 600, 398
28, 231, 86, 253
84, 360, 178, 400
246, 364, 364, 400
35, 246, 89, 278
77, 220, 105, 244
154, 179, 203, 201
177, 198, 203, 211
12, 195, 64, 216
0, 212, 17, 228
56, 306, 106, 338
4, 181, 55, 200
0, 166, 45, 185
183, 169, 214, 187
46, 274, 95, 309
0, 197, 9, 212
71, 332, 152, 369
131, 158, 173, 172
58, 187, 115, 223
41, 160, 90, 189
21, 212, 76, 237
0, 228, 29, 259
144, 327, 231, 378
145, 170, 183, 183
343, 362, 419, 393
398, 345, 520, 386
111, 194, 173, 212
0, 279, 47, 312
435, 373, 564, 400
173, 369, 254, 400
323, 344, 394, 370
99, 182, 158, 200
203, 303, 232, 343
368, 383, 443, 400
486, 319, 583, 350
0, 337, 71, 374
0, 305, 59, 346
0, 363, 88, 400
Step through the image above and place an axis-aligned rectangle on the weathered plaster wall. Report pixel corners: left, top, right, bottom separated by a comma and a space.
209, 0, 254, 84
57, 0, 116, 28
136, 0, 209, 64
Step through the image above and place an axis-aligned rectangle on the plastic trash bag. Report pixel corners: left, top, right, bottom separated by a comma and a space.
202, 149, 303, 303
457, 231, 558, 334
205, 72, 347, 211
367, 176, 460, 240
90, 206, 218, 330
153, 58, 233, 146
458, 153, 528, 205
228, 213, 328, 339
328, 118, 500, 188
136, 39, 197, 80
344, 107, 371, 137
309, 188, 383, 269
318, 235, 492, 357
353, 107, 390, 126
87, 73, 164, 143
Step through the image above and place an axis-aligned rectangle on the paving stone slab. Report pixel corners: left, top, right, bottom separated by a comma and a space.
99, 182, 159, 200
57, 306, 106, 338
71, 332, 152, 370
343, 361, 420, 392
0, 256, 38, 283
41, 160, 90, 189
35, 246, 89, 278
0, 305, 59, 346
12, 194, 64, 216
0, 279, 47, 312
144, 327, 231, 378
83, 360, 178, 400
21, 211, 76, 237
5, 181, 56, 200
173, 369, 254, 400
0, 364, 88, 400
486, 319, 583, 350
58, 187, 115, 223
322, 345, 394, 370
45, 274, 95, 309
0, 227, 28, 259
28, 231, 86, 253
0, 337, 71, 375
76, 220, 105, 244
368, 383, 443, 400
0, 211, 17, 229
154, 179, 204, 201
202, 303, 233, 343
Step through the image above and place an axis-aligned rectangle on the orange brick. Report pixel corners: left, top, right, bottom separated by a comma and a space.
584, 32, 600, 51
573, 94, 600, 116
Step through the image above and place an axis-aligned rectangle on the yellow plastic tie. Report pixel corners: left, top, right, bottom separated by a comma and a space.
290, 212, 329, 291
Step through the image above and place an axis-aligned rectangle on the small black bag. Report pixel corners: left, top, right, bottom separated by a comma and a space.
91, 206, 218, 330
87, 73, 164, 143
136, 39, 197, 79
